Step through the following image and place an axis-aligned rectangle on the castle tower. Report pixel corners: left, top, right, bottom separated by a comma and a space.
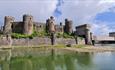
23, 14, 33, 35
46, 16, 55, 33
60, 22, 64, 32
75, 24, 92, 45
85, 28, 92, 45
3, 16, 14, 35
64, 19, 73, 34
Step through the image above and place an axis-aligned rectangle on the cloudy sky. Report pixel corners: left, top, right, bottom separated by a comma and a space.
0, 0, 115, 35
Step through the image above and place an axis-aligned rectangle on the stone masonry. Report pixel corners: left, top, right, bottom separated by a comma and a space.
3, 16, 14, 35
2, 15, 74, 35
46, 16, 56, 33
23, 14, 33, 35
64, 19, 73, 34
75, 24, 92, 45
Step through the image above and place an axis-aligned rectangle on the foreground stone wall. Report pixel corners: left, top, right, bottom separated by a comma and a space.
55, 38, 76, 45
0, 37, 85, 46
0, 37, 10, 46
12, 37, 51, 46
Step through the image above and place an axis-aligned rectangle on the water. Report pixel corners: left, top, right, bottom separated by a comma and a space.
0, 52, 115, 70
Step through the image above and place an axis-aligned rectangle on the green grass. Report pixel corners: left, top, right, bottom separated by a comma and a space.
74, 45, 86, 48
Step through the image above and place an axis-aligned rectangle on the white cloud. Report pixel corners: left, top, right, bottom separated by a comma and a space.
91, 23, 112, 35
0, 0, 58, 23
56, 0, 115, 35
0, 0, 115, 35
57, 0, 115, 23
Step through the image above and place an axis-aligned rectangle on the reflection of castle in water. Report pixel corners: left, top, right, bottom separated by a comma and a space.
0, 51, 92, 70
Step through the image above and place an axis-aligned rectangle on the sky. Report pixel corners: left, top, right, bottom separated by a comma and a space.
0, 0, 115, 35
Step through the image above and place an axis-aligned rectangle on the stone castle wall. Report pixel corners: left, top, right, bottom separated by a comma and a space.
0, 37, 85, 46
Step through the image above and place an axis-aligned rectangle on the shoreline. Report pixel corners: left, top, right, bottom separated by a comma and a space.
0, 45, 115, 52
63, 47, 115, 52
0, 45, 115, 60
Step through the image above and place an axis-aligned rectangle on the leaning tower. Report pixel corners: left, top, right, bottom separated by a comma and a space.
23, 14, 33, 35
3, 16, 14, 35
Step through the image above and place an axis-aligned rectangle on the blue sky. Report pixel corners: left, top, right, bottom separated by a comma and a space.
0, 0, 115, 35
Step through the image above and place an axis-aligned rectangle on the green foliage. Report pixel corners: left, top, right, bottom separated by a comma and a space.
63, 33, 74, 38
56, 32, 63, 38
75, 45, 85, 48
37, 31, 50, 37
11, 33, 32, 39
11, 31, 50, 39
79, 37, 83, 40
56, 32, 74, 38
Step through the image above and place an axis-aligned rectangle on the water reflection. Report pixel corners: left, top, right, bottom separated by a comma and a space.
0, 52, 115, 70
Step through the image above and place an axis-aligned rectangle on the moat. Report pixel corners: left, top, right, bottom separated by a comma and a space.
0, 51, 115, 70
0, 44, 115, 70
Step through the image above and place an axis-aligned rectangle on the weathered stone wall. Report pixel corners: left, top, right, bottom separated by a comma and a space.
46, 16, 55, 33
77, 37, 85, 45
75, 24, 92, 45
55, 24, 64, 33
12, 37, 51, 46
55, 38, 76, 45
64, 19, 73, 34
0, 37, 9, 46
12, 22, 24, 33
33, 22, 45, 32
3, 16, 14, 35
0, 37, 85, 46
23, 14, 33, 35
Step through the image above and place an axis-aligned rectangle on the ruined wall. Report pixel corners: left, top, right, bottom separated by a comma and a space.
75, 24, 92, 45
2, 15, 71, 35
76, 37, 85, 45
33, 22, 45, 32
0, 37, 85, 46
55, 22, 64, 33
3, 16, 14, 35
12, 37, 51, 46
12, 22, 24, 33
55, 38, 76, 45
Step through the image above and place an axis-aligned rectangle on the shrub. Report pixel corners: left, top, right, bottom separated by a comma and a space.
11, 33, 31, 39
56, 32, 63, 38
63, 33, 74, 38
11, 31, 50, 39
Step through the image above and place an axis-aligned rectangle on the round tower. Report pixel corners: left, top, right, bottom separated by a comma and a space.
46, 16, 55, 33
23, 14, 33, 35
3, 16, 14, 35
64, 19, 73, 34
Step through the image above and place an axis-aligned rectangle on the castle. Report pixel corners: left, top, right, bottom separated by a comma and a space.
0, 14, 93, 45
2, 14, 73, 35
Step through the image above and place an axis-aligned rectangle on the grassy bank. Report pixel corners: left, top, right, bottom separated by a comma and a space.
0, 44, 115, 52
0, 45, 115, 61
